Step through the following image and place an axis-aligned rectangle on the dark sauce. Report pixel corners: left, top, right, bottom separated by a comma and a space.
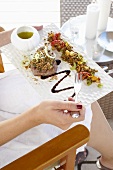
55, 59, 61, 65
41, 69, 74, 93
41, 59, 75, 96
41, 70, 69, 80
51, 70, 74, 93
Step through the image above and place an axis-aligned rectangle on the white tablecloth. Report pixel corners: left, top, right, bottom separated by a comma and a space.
0, 69, 92, 168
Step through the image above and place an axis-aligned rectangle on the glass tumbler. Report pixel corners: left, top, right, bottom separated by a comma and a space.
92, 41, 105, 60
69, 17, 81, 44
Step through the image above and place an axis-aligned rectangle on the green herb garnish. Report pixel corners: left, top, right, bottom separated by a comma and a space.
70, 63, 76, 70
97, 83, 103, 88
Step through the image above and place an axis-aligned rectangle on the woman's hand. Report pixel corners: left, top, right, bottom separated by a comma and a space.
32, 99, 85, 130
33, 25, 43, 31
0, 98, 85, 145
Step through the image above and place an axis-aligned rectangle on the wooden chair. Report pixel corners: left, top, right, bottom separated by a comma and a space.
60, 0, 92, 26
1, 125, 89, 170
0, 26, 5, 73
0, 53, 4, 73
110, 1, 113, 18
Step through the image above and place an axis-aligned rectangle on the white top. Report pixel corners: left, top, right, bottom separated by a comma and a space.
0, 69, 92, 168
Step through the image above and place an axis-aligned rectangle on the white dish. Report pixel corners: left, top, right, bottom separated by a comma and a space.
11, 25, 40, 52
97, 31, 113, 52
1, 23, 113, 106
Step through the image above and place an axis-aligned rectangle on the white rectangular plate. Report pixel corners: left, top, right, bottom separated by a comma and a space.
1, 23, 113, 106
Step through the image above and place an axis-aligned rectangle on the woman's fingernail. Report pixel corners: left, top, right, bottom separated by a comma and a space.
77, 105, 82, 109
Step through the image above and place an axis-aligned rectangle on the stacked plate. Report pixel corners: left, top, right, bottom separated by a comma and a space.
97, 31, 113, 53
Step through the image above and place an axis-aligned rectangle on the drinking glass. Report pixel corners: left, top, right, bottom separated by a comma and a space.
85, 39, 105, 60
69, 17, 81, 44
92, 41, 105, 60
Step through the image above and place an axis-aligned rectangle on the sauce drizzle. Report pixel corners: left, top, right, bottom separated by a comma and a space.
41, 70, 74, 93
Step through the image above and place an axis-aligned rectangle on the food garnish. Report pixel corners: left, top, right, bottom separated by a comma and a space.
47, 31, 102, 87
97, 83, 103, 88
22, 31, 102, 87
21, 56, 30, 69
22, 46, 58, 76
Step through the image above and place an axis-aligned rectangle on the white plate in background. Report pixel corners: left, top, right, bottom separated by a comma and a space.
98, 31, 113, 53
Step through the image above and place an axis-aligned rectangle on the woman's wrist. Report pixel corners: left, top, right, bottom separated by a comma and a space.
27, 105, 44, 127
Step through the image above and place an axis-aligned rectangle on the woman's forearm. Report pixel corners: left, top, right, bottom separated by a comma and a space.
0, 29, 14, 47
0, 107, 41, 146
0, 100, 85, 146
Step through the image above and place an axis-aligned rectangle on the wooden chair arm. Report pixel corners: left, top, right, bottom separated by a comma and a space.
0, 27, 5, 72
1, 125, 89, 170
0, 53, 5, 73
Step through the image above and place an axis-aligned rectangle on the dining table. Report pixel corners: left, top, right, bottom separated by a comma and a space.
0, 14, 113, 168
60, 15, 113, 69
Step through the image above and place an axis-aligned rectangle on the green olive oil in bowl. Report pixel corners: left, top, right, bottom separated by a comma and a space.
18, 32, 33, 39
11, 25, 40, 51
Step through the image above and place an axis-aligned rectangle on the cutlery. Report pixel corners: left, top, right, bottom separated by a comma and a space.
72, 72, 82, 118
74, 72, 82, 103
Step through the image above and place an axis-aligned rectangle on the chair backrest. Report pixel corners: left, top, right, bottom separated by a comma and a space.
60, 0, 113, 26
1, 125, 89, 170
60, 0, 92, 26
110, 1, 113, 18
0, 26, 5, 73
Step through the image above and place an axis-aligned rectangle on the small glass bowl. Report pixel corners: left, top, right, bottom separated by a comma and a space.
11, 25, 40, 52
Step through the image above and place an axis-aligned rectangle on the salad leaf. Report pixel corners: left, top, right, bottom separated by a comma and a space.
70, 63, 76, 70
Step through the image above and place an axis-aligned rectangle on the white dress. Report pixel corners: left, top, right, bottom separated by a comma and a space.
0, 69, 92, 168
